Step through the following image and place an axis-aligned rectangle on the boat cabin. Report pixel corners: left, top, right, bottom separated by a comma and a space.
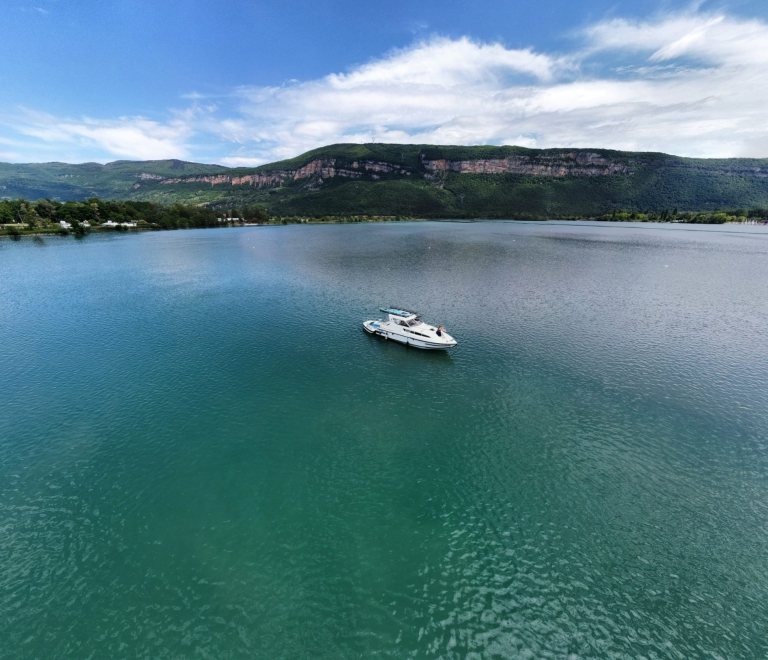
380, 307, 422, 327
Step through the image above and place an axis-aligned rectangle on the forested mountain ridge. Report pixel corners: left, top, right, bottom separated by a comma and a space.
0, 159, 227, 202
3, 144, 768, 217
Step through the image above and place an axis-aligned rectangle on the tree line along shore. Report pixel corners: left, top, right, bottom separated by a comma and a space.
0, 198, 268, 235
0, 198, 423, 236
1, 197, 767, 237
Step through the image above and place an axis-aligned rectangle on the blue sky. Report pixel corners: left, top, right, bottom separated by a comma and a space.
1, 0, 768, 164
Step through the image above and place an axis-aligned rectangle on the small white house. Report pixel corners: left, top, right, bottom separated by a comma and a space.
101, 220, 135, 227
81, 221, 90, 227
59, 221, 72, 229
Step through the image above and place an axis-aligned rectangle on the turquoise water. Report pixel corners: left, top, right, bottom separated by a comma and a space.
1, 222, 767, 659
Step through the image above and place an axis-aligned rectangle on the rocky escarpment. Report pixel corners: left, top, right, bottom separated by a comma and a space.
132, 152, 631, 191
131, 158, 413, 190
421, 152, 631, 177
8, 144, 768, 213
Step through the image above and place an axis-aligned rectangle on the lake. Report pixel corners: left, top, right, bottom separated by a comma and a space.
1, 221, 767, 659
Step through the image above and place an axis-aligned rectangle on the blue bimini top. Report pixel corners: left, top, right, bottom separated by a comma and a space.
380, 307, 415, 317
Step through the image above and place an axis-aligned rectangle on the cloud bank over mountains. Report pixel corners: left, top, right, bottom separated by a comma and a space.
4, 10, 768, 164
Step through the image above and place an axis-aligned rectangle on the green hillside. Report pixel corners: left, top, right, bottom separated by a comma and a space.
0, 159, 227, 201
3, 144, 768, 217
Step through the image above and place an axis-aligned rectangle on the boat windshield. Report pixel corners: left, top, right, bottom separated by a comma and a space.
407, 318, 421, 327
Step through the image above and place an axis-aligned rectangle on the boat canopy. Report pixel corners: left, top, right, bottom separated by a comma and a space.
380, 307, 416, 318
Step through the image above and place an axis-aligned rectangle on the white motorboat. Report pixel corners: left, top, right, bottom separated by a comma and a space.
363, 308, 457, 350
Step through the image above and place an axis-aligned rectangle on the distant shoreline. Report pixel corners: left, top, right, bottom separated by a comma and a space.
4, 216, 768, 240
4, 195, 768, 238
0, 215, 430, 238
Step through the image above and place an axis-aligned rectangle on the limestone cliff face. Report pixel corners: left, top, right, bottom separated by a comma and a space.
133, 158, 415, 189
132, 152, 629, 190
154, 172, 286, 187
421, 152, 631, 177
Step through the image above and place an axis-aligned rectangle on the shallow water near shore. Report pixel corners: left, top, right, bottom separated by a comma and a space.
1, 221, 767, 659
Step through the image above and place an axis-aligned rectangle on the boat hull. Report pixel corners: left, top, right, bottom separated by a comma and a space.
363, 321, 457, 350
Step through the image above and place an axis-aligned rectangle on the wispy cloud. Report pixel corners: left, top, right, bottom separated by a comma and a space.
584, 12, 768, 66
218, 156, 266, 167
2, 10, 768, 163
207, 14, 768, 161
7, 109, 192, 160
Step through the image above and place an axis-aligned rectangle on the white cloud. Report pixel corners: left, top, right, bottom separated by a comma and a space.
219, 156, 267, 167
60, 119, 190, 160
6, 109, 192, 161
210, 15, 768, 162
3, 11, 768, 163
326, 36, 563, 87
585, 13, 768, 67
502, 135, 538, 149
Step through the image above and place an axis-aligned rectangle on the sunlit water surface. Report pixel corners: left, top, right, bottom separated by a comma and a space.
1, 221, 767, 659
